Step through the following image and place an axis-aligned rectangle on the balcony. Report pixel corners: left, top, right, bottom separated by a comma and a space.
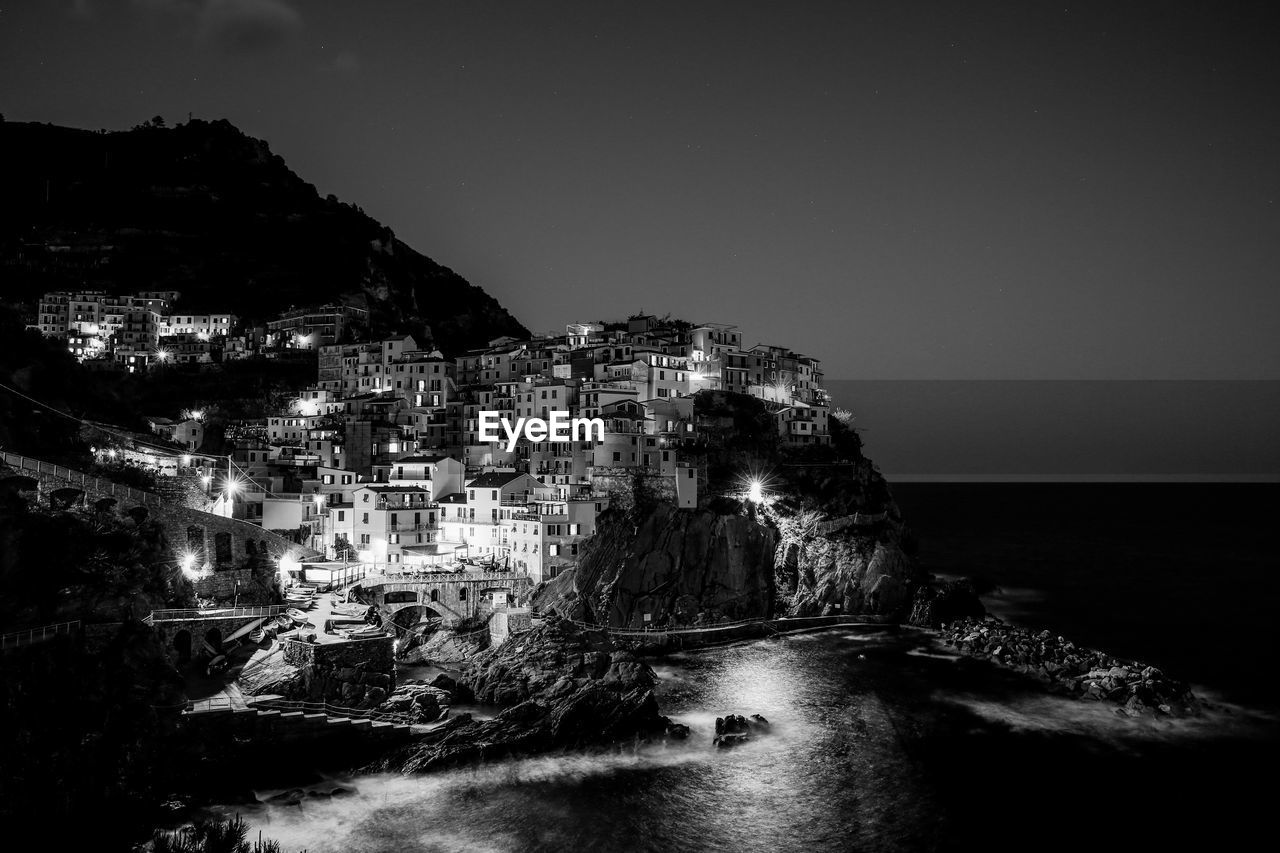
388, 522, 436, 533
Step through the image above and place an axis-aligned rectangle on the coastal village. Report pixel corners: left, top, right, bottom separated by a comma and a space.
32, 289, 833, 589
11, 288, 844, 729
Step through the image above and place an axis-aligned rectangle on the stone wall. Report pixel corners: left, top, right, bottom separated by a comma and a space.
4, 452, 315, 605
283, 636, 396, 707
489, 607, 532, 646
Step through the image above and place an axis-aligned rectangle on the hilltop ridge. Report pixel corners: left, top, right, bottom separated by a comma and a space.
0, 117, 528, 353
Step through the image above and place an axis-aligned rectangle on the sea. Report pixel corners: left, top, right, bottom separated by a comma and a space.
207, 483, 1280, 852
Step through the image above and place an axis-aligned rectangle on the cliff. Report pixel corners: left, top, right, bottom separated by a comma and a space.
535, 391, 926, 627
0, 118, 528, 352
538, 503, 777, 628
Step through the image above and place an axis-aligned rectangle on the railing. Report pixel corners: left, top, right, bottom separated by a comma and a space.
388, 523, 435, 534
560, 613, 893, 639
1, 619, 81, 650
186, 696, 235, 713
251, 697, 411, 724
1, 450, 160, 506
359, 570, 525, 585
146, 605, 287, 623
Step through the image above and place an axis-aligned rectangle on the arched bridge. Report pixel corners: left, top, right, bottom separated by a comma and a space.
356, 571, 533, 627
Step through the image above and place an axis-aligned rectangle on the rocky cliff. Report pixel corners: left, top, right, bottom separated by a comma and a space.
537, 503, 778, 628
373, 617, 674, 773
773, 508, 922, 619
535, 392, 925, 626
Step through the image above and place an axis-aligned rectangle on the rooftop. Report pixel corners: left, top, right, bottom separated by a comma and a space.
466, 470, 528, 489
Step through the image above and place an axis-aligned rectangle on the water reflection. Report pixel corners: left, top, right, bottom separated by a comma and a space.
209, 627, 1276, 853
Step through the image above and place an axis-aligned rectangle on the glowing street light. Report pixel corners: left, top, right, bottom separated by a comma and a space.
180, 552, 200, 581
200, 474, 212, 488
747, 478, 765, 504
181, 454, 191, 467
278, 552, 301, 577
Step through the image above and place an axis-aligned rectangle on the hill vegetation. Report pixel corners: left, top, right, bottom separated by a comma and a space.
0, 117, 529, 352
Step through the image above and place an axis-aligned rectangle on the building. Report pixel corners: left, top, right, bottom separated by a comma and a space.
350, 484, 439, 565
268, 303, 369, 349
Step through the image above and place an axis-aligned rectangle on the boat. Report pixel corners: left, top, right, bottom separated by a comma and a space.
248, 627, 266, 644
339, 624, 385, 638
332, 604, 368, 618
286, 608, 311, 623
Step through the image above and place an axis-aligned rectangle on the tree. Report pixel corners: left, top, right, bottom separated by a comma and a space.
151, 115, 166, 128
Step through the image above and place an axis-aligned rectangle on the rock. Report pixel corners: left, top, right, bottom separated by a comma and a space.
429, 673, 458, 693
665, 722, 691, 739
937, 616, 1200, 718
369, 620, 669, 774
713, 733, 750, 748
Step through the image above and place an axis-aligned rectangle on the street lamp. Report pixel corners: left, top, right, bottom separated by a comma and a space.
748, 478, 765, 504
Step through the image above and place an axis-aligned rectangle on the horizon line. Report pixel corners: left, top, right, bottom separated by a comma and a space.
885, 473, 1280, 483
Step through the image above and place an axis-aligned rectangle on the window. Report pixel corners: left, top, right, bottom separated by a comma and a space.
362, 513, 369, 524
337, 510, 345, 522
459, 587, 467, 601
389, 534, 399, 544
549, 544, 560, 556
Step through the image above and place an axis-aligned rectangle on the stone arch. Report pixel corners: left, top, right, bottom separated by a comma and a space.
204, 627, 223, 655
173, 629, 192, 663
458, 587, 467, 602
429, 588, 439, 602
49, 487, 85, 510
391, 604, 445, 632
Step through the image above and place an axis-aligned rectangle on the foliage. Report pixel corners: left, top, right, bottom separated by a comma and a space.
0, 500, 194, 626
152, 816, 289, 853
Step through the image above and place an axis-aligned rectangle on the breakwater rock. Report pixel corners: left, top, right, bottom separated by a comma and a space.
940, 618, 1201, 717
370, 616, 678, 773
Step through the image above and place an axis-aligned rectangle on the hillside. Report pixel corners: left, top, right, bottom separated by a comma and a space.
0, 118, 528, 352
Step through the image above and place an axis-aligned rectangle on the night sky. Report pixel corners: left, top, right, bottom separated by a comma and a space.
2, 1, 1278, 380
